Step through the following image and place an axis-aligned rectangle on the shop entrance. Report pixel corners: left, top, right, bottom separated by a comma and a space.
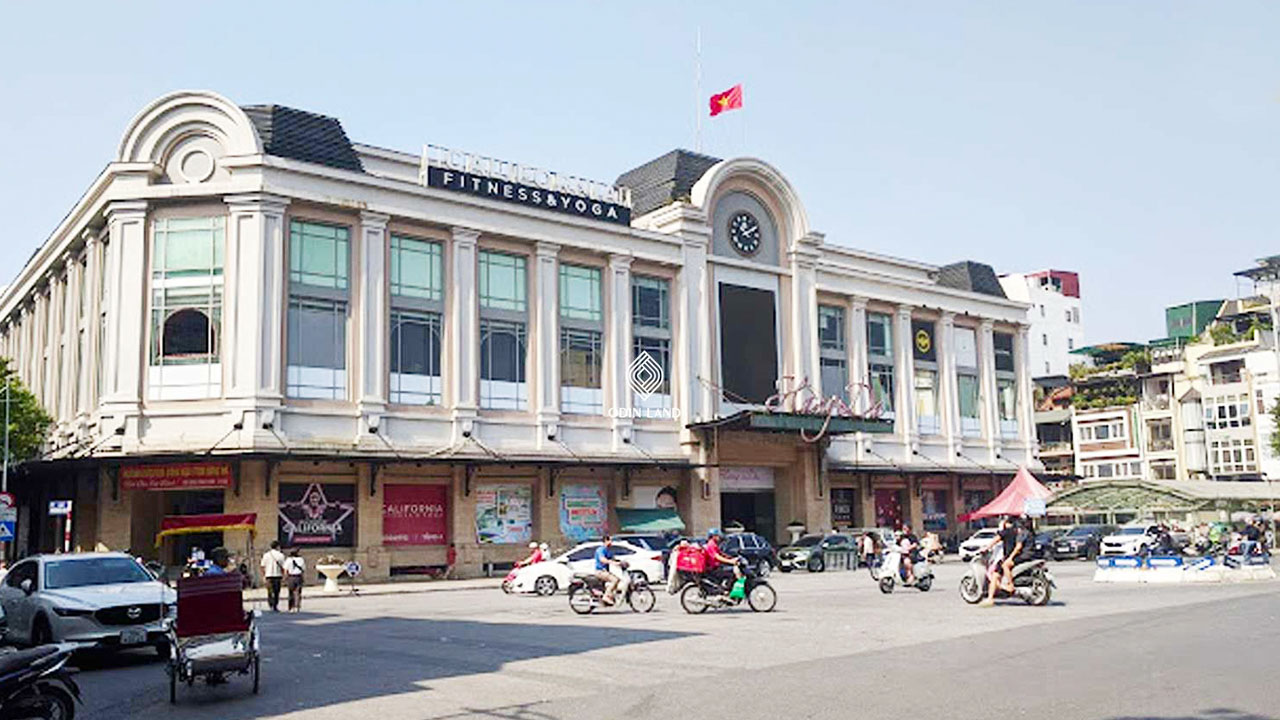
720, 466, 777, 545
132, 490, 225, 565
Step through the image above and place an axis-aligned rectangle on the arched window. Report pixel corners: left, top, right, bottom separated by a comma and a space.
161, 309, 212, 358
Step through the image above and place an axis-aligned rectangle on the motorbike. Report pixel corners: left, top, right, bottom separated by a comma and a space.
567, 563, 656, 614
0, 643, 82, 720
959, 549, 1054, 606
876, 547, 934, 593
678, 558, 777, 613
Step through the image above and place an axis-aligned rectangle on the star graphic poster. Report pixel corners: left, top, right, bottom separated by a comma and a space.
278, 483, 357, 547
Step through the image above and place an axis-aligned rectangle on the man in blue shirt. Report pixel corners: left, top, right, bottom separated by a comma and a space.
593, 535, 626, 605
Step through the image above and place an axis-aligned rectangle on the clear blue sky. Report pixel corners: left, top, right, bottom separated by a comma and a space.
2, 2, 1277, 343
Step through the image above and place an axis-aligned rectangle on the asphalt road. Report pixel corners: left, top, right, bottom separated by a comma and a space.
63, 560, 1279, 720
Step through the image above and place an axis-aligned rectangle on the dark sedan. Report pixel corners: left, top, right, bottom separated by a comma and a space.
1051, 525, 1116, 561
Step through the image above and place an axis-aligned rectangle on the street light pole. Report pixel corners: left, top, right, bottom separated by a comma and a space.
2, 378, 8, 494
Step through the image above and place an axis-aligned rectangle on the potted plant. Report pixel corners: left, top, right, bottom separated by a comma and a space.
315, 554, 348, 593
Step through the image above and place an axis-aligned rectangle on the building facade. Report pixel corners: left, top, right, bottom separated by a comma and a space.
1000, 270, 1084, 380
0, 91, 1038, 579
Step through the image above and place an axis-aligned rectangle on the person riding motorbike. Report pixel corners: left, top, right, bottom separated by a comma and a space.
978, 517, 1024, 606
593, 535, 628, 605
517, 541, 545, 568
896, 524, 919, 584
703, 529, 742, 588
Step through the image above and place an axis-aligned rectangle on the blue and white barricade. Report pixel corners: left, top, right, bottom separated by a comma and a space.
1094, 553, 1273, 584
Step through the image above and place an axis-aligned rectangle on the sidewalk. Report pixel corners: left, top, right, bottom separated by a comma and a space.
243, 576, 503, 603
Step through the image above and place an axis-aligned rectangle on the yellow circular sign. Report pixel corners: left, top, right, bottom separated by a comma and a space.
915, 329, 932, 354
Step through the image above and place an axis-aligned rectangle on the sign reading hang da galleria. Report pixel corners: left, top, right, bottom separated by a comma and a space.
420, 144, 632, 226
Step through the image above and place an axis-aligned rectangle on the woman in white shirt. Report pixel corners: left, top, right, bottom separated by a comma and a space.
283, 548, 306, 613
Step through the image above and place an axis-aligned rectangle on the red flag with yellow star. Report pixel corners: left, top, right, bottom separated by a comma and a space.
709, 84, 743, 117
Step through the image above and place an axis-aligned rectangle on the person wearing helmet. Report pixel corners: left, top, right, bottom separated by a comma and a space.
517, 541, 544, 568
703, 528, 742, 587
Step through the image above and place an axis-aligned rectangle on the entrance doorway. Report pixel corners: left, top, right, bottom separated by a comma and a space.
720, 466, 778, 544
721, 492, 776, 545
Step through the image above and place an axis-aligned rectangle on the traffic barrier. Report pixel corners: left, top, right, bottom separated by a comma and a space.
1093, 554, 1275, 584
820, 550, 858, 571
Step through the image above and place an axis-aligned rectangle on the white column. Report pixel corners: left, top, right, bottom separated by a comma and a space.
1015, 323, 1035, 452
939, 311, 961, 456
979, 319, 1000, 463
448, 227, 479, 442
80, 232, 101, 418
789, 233, 823, 394
100, 200, 147, 440
895, 305, 917, 460
225, 194, 289, 439
357, 211, 390, 432
533, 241, 560, 446
45, 267, 65, 422
848, 296, 870, 456
678, 236, 713, 426
59, 250, 81, 426
607, 253, 633, 449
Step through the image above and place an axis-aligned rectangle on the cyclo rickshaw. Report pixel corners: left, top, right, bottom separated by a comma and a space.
152, 513, 263, 703
165, 571, 261, 703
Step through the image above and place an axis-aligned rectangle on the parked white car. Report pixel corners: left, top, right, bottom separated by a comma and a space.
0, 552, 176, 653
509, 541, 664, 596
1100, 524, 1158, 556
959, 528, 1001, 562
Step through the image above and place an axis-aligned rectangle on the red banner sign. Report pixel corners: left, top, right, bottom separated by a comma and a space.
383, 484, 448, 546
121, 463, 233, 491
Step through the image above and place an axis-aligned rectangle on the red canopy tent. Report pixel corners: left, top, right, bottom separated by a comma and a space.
958, 467, 1053, 522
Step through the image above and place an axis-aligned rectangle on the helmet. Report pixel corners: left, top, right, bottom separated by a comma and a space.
707, 527, 722, 538
528, 542, 538, 549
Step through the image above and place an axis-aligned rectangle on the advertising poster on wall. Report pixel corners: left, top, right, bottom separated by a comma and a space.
383, 484, 448, 546
830, 488, 855, 527
874, 488, 903, 529
474, 484, 532, 544
278, 483, 357, 547
922, 489, 949, 532
559, 484, 607, 542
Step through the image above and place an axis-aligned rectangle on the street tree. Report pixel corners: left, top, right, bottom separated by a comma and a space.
0, 358, 52, 465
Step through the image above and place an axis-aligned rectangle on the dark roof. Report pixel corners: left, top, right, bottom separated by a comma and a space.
936, 261, 1006, 298
241, 104, 363, 173
616, 149, 721, 218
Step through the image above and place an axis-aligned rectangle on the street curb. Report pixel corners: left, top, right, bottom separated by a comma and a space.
243, 579, 503, 603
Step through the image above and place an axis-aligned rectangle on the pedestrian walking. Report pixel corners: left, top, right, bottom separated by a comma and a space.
284, 547, 306, 612
260, 540, 286, 611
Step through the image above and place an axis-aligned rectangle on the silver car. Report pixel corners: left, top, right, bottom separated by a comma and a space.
0, 552, 176, 653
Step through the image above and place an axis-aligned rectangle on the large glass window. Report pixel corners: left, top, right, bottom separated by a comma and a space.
289, 221, 348, 290
287, 220, 350, 400
390, 310, 442, 405
993, 332, 1015, 373
479, 251, 529, 410
818, 305, 847, 399
997, 377, 1017, 436
390, 235, 443, 301
480, 318, 527, 410
955, 326, 981, 436
914, 369, 939, 434
286, 298, 347, 399
867, 312, 894, 417
560, 264, 603, 414
632, 275, 671, 411
389, 235, 444, 406
149, 217, 224, 400
479, 251, 527, 312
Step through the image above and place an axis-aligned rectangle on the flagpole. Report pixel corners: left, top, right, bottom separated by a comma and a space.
695, 27, 702, 153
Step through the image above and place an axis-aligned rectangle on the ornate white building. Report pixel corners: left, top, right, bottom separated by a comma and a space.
0, 91, 1037, 577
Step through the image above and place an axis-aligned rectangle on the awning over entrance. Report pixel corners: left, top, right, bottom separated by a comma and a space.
155, 513, 257, 547
687, 410, 893, 436
616, 508, 685, 533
